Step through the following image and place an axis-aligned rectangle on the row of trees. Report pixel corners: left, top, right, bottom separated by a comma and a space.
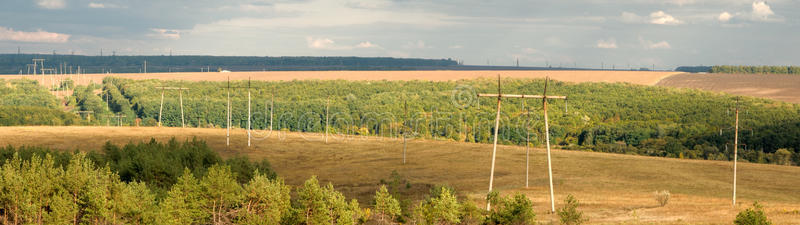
0, 79, 81, 126
0, 142, 543, 225
93, 77, 800, 166
710, 65, 800, 74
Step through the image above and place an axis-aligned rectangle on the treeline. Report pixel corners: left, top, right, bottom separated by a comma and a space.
0, 139, 275, 198
87, 77, 800, 167
0, 141, 541, 224
674, 66, 711, 73
711, 65, 800, 74
0, 54, 459, 74
0, 79, 81, 126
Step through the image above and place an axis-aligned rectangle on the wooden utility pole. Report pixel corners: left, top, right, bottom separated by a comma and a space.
155, 86, 189, 127
110, 113, 127, 126
477, 75, 567, 212
248, 78, 251, 147
403, 100, 408, 164
732, 97, 740, 207
226, 77, 264, 147
227, 77, 231, 146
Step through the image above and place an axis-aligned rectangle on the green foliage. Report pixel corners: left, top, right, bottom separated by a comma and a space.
734, 202, 772, 225
414, 186, 461, 225
374, 185, 402, 223
711, 65, 800, 75
0, 152, 157, 224
239, 172, 291, 224
102, 77, 800, 166
0, 79, 58, 108
201, 164, 243, 224
485, 191, 536, 225
297, 176, 362, 225
159, 169, 209, 224
557, 194, 587, 225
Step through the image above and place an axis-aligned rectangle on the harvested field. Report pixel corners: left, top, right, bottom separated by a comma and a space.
1, 126, 798, 224
2, 70, 681, 86
657, 73, 800, 104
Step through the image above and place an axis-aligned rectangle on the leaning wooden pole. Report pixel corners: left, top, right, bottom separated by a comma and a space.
487, 75, 502, 210
543, 77, 556, 213
732, 98, 739, 207
158, 90, 165, 127
179, 90, 185, 128
325, 96, 330, 143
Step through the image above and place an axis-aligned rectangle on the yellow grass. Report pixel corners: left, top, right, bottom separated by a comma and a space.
2, 70, 682, 86
0, 126, 798, 224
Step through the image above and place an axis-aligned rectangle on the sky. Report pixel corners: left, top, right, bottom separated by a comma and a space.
0, 0, 798, 69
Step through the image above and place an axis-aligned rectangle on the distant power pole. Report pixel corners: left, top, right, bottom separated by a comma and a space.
516, 58, 519, 67
144, 60, 147, 74
17, 46, 20, 55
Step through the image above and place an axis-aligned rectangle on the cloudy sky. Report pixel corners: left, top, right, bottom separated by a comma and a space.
0, 0, 798, 69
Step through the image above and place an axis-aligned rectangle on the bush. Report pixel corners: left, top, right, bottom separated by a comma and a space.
485, 191, 536, 225
557, 194, 587, 225
734, 202, 772, 225
655, 190, 670, 207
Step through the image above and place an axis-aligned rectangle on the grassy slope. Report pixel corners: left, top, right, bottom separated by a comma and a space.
0, 126, 797, 224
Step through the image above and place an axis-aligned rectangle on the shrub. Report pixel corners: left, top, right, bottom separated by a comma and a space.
485, 191, 536, 225
557, 194, 587, 225
655, 190, 670, 207
734, 202, 772, 225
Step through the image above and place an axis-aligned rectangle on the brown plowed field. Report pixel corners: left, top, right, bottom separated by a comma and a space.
656, 73, 800, 104
2, 70, 681, 86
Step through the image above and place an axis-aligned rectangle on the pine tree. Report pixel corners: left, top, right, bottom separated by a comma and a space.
373, 185, 401, 223
159, 169, 209, 224
201, 164, 243, 224
239, 171, 291, 224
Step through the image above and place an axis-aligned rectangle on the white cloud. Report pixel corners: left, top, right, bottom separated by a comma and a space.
306, 37, 379, 50
620, 12, 644, 23
307, 37, 336, 49
718, 12, 733, 22
639, 37, 671, 49
449, 45, 463, 49
649, 41, 671, 49
149, 29, 181, 40
751, 1, 774, 21
596, 39, 618, 49
0, 26, 70, 43
88, 3, 105, 8
650, 11, 683, 25
35, 0, 65, 9
355, 41, 380, 49
403, 40, 429, 49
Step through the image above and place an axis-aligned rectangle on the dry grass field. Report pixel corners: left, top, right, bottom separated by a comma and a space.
3, 70, 682, 86
657, 73, 800, 104
1, 126, 798, 224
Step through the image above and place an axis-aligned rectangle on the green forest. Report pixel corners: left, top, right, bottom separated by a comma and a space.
710, 65, 800, 74
0, 140, 536, 225
0, 54, 459, 74
0, 79, 80, 126
61, 77, 800, 166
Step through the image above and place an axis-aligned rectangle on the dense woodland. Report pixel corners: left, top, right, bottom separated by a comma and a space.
59, 77, 797, 167
0, 140, 537, 225
0, 55, 459, 74
710, 65, 800, 74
